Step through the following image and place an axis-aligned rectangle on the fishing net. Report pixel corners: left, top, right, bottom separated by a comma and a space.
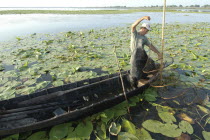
142, 51, 173, 76
149, 66, 209, 106
141, 43, 209, 106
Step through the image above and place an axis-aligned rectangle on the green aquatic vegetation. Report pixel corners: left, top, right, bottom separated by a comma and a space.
16, 37, 23, 41
49, 123, 69, 140
135, 128, 153, 139
2, 134, 19, 140
67, 121, 93, 139
143, 88, 158, 102
179, 120, 193, 134
26, 131, 47, 140
109, 122, 121, 136
121, 119, 136, 135
1, 22, 210, 139
142, 120, 182, 138
0, 63, 4, 71
118, 132, 139, 140
42, 40, 54, 45
202, 131, 210, 140
156, 106, 176, 123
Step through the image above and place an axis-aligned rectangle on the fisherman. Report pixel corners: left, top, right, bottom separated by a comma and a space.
129, 16, 162, 87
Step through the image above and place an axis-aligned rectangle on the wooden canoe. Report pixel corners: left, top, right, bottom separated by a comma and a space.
0, 70, 159, 136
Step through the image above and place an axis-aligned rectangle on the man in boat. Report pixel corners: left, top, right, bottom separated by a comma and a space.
129, 16, 162, 87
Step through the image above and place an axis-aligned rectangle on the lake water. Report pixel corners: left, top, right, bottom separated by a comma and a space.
0, 11, 210, 42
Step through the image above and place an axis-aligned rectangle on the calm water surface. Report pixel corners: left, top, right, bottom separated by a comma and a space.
0, 12, 210, 42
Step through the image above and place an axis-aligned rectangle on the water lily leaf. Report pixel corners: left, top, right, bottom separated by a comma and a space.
143, 88, 158, 102
96, 122, 107, 139
2, 134, 19, 140
112, 102, 127, 117
28, 68, 39, 76
202, 131, 210, 140
142, 120, 164, 133
128, 96, 139, 107
36, 81, 51, 90
0, 64, 5, 71
197, 105, 209, 114
67, 121, 93, 140
4, 80, 22, 88
179, 121, 193, 134
135, 128, 153, 140
52, 80, 64, 87
24, 79, 37, 86
0, 89, 16, 100
157, 106, 176, 123
19, 131, 32, 140
26, 131, 47, 140
0, 77, 8, 85
19, 61, 29, 71
204, 117, 210, 127
66, 127, 79, 140
118, 132, 139, 140
122, 119, 136, 135
101, 110, 114, 123
20, 86, 36, 95
160, 123, 182, 138
109, 122, 121, 136
49, 123, 69, 140
76, 121, 93, 138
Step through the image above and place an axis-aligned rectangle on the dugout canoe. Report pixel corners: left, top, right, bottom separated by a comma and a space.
0, 70, 159, 136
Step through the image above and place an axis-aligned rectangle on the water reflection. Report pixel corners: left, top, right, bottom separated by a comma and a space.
0, 12, 210, 42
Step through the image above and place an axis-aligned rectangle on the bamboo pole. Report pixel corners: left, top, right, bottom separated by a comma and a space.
160, 0, 166, 83
113, 47, 131, 118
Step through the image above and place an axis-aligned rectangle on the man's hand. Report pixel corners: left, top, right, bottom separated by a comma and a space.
142, 16, 151, 21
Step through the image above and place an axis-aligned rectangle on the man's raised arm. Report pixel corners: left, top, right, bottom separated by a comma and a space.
131, 16, 151, 32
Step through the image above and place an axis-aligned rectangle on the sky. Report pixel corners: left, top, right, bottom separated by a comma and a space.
1, 0, 210, 7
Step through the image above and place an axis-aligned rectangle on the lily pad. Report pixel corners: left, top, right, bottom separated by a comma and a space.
2, 134, 19, 140
52, 80, 64, 87
156, 106, 176, 123
109, 122, 121, 136
179, 120, 193, 134
135, 128, 153, 140
118, 132, 139, 140
49, 123, 69, 140
142, 120, 182, 138
197, 105, 209, 114
142, 120, 164, 133
26, 131, 47, 140
202, 131, 210, 140
0, 64, 5, 71
67, 121, 93, 140
36, 81, 51, 90
121, 119, 136, 135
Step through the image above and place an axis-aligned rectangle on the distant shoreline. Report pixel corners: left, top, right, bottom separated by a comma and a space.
0, 7, 209, 14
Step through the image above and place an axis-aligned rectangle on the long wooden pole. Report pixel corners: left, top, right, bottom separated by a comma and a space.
113, 47, 131, 118
160, 0, 166, 83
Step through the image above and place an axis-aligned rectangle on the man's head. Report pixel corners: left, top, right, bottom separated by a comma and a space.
139, 23, 151, 35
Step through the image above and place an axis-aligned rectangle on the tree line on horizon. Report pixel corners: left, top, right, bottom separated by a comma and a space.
145, 4, 210, 8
